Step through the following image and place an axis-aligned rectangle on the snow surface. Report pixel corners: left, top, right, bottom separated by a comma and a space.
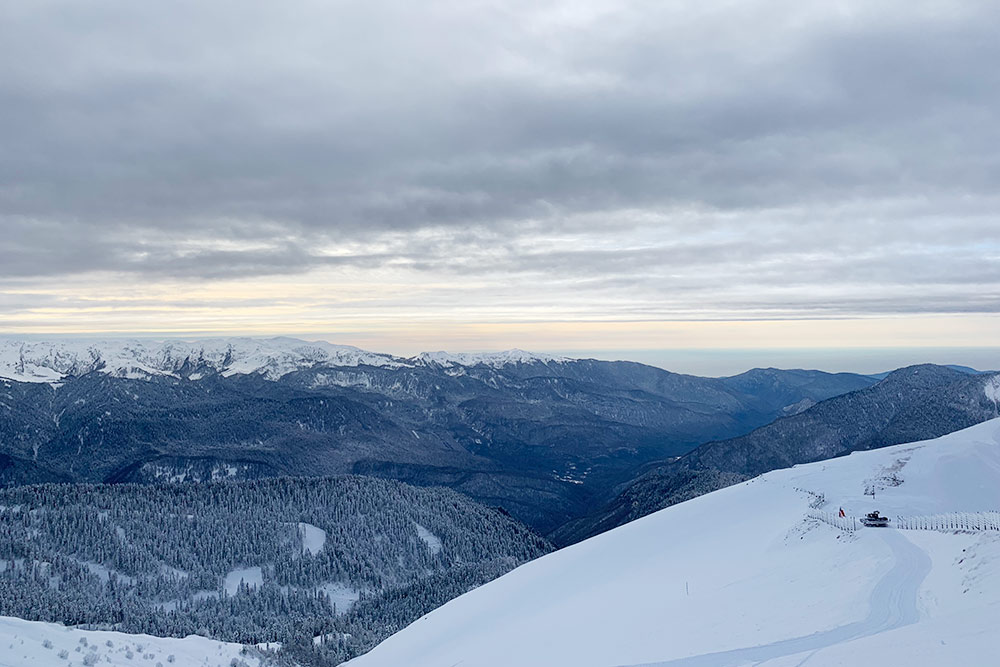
0, 615, 267, 667
346, 419, 1000, 667
223, 566, 263, 596
415, 348, 569, 368
78, 561, 135, 586
0, 337, 407, 383
413, 522, 442, 555
986, 375, 1000, 413
318, 582, 361, 614
0, 337, 572, 383
298, 522, 327, 556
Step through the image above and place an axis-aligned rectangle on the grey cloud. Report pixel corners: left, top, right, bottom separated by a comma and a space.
1, 216, 394, 279
1, 0, 999, 319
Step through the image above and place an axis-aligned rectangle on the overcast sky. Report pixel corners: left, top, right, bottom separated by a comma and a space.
1, 0, 998, 370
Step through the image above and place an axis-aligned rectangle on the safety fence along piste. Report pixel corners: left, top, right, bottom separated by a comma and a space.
893, 511, 1000, 532
809, 510, 1000, 533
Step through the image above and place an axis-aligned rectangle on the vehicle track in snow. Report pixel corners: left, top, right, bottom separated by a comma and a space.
624, 529, 931, 667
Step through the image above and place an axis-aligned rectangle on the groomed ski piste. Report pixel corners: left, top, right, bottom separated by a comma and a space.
347, 418, 1000, 667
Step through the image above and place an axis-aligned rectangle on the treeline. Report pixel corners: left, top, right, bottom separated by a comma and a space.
0, 476, 550, 664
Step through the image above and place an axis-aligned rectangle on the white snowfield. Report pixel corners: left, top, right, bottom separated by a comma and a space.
346, 419, 1000, 667
298, 521, 328, 556
0, 337, 406, 383
0, 615, 266, 667
415, 349, 570, 368
0, 337, 569, 383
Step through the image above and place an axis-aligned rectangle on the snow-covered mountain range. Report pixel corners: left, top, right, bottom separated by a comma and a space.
414, 349, 569, 368
0, 337, 568, 383
0, 337, 892, 539
346, 418, 1000, 667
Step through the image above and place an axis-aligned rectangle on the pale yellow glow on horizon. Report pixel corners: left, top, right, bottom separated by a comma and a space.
3, 267, 999, 360
4, 306, 998, 357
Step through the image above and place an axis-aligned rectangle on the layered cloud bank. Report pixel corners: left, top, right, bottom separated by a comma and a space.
2, 1, 998, 342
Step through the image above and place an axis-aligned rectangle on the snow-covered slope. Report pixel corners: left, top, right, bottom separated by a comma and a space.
0, 337, 408, 383
346, 419, 1000, 667
0, 615, 270, 667
987, 374, 1000, 411
0, 338, 569, 383
415, 349, 569, 368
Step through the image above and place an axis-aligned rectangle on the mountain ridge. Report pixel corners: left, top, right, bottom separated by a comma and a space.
0, 337, 576, 384
553, 364, 1000, 544
345, 419, 1000, 667
0, 340, 877, 535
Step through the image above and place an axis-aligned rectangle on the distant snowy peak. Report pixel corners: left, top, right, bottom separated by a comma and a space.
0, 338, 574, 383
413, 349, 571, 368
0, 338, 408, 383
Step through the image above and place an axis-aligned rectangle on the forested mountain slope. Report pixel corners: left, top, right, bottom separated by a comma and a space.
0, 476, 549, 665
0, 337, 875, 534
555, 366, 1000, 544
